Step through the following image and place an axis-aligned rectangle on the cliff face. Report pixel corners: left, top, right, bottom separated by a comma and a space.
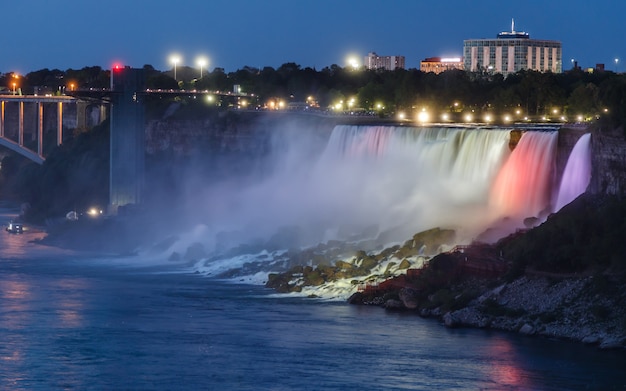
589, 128, 626, 195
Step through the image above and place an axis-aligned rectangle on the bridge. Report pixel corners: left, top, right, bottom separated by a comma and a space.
0, 95, 84, 163
0, 67, 252, 214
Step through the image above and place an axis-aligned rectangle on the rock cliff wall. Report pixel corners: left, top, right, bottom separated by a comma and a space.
588, 128, 626, 195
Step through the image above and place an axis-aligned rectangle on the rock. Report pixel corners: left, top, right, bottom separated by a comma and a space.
519, 323, 535, 335
599, 337, 624, 350
385, 299, 405, 310
399, 288, 419, 309
398, 259, 411, 270
347, 292, 364, 304
443, 312, 458, 327
582, 335, 600, 344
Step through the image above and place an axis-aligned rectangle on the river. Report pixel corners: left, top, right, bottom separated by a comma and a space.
1, 208, 626, 390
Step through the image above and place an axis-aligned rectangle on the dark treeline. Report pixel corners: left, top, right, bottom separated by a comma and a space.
2, 63, 626, 129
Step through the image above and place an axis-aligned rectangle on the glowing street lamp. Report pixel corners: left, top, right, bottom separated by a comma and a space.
347, 56, 359, 70
417, 108, 430, 123
197, 57, 208, 78
615, 58, 620, 72
170, 55, 181, 80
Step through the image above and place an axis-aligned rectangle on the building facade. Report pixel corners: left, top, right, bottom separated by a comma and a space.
463, 22, 562, 77
364, 52, 405, 71
420, 57, 464, 74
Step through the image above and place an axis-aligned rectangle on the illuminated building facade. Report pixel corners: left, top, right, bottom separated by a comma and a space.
364, 52, 405, 71
463, 21, 562, 77
420, 57, 464, 74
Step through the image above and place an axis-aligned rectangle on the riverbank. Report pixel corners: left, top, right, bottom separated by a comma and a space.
348, 270, 626, 350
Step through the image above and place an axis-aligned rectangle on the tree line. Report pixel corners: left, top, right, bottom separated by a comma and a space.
2, 63, 626, 129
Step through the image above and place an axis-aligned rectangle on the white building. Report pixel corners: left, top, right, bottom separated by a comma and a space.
463, 21, 562, 77
364, 52, 405, 71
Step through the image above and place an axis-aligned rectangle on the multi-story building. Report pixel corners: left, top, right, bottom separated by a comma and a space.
463, 21, 562, 77
420, 57, 464, 74
364, 52, 405, 71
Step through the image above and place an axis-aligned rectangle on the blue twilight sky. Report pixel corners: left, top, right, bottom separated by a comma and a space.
3, 0, 625, 74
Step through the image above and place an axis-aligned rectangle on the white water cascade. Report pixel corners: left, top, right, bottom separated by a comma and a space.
554, 133, 592, 211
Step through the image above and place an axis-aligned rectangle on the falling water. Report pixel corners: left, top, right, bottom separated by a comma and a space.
185, 124, 571, 284
316, 125, 513, 241
489, 131, 558, 220
554, 133, 592, 211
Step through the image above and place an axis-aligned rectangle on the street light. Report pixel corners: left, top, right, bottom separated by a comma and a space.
615, 58, 620, 72
196, 57, 208, 79
170, 55, 181, 80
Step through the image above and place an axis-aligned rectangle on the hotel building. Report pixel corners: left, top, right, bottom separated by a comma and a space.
364, 52, 406, 71
463, 21, 562, 77
420, 57, 464, 74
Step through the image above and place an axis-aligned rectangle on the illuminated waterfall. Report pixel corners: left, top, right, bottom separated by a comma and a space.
554, 133, 592, 211
199, 125, 567, 252
318, 125, 514, 240
489, 131, 558, 220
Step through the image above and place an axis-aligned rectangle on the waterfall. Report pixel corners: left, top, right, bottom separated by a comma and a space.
489, 131, 558, 220
194, 125, 567, 252
554, 133, 592, 211
316, 125, 513, 240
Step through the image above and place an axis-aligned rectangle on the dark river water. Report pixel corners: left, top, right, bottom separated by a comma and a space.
1, 213, 626, 390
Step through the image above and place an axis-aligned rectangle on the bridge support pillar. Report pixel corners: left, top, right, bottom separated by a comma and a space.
38, 102, 43, 156
57, 102, 63, 146
0, 101, 4, 138
18, 101, 24, 146
109, 67, 145, 214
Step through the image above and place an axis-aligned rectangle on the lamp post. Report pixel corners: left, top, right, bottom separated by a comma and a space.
615, 58, 620, 72
170, 55, 181, 80
197, 57, 208, 79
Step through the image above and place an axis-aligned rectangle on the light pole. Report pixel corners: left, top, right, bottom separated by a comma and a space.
615, 58, 620, 72
170, 55, 181, 80
197, 57, 208, 79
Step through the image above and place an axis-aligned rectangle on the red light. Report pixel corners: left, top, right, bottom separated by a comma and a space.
112, 63, 124, 71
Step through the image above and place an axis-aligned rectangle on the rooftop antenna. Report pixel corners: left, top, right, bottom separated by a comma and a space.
511, 18, 515, 33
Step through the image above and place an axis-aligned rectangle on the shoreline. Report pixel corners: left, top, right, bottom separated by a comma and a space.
348, 272, 626, 350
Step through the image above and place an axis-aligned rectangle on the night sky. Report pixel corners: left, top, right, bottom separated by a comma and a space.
4, 0, 625, 74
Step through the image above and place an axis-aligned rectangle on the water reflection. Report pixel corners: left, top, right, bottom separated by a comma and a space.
52, 278, 87, 328
485, 334, 528, 388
